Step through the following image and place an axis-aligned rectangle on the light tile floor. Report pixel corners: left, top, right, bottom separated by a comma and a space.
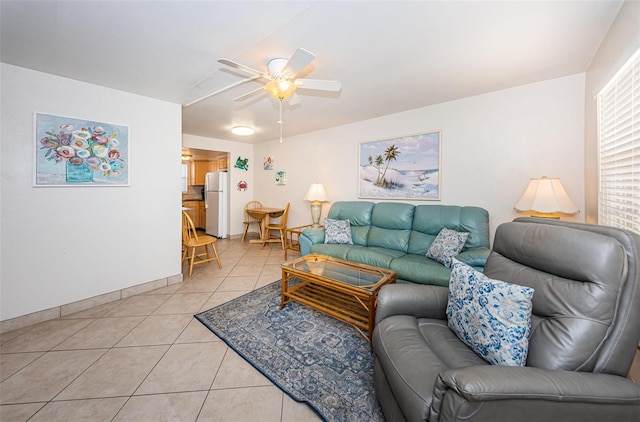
0, 238, 322, 422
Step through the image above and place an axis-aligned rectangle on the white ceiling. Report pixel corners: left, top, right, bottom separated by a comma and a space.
1, 0, 622, 144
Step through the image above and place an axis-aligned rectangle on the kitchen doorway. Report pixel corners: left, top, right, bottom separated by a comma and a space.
181, 149, 229, 235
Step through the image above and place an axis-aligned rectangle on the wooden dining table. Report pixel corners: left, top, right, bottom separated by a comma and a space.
246, 207, 285, 244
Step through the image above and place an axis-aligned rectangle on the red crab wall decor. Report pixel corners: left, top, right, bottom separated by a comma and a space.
237, 180, 248, 191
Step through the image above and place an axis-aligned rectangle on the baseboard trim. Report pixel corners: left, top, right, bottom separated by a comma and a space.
0, 273, 184, 334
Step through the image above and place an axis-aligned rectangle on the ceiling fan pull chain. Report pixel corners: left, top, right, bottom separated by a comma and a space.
279, 99, 284, 143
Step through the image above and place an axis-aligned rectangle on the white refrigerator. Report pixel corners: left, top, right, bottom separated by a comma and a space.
205, 172, 228, 238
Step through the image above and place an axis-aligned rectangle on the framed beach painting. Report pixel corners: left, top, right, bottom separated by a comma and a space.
275, 170, 287, 185
34, 113, 129, 186
359, 131, 441, 200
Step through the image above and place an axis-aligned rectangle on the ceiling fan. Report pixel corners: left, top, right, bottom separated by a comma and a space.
184, 48, 341, 107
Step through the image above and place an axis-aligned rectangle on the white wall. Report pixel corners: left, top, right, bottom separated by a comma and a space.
584, 1, 640, 224
253, 74, 586, 242
1, 64, 182, 321
182, 134, 254, 237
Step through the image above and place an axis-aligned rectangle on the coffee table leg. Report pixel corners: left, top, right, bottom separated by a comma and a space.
368, 295, 376, 342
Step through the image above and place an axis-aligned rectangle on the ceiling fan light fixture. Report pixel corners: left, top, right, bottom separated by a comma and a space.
231, 126, 255, 136
265, 77, 297, 100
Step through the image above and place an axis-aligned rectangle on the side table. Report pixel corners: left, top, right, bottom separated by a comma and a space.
284, 224, 316, 260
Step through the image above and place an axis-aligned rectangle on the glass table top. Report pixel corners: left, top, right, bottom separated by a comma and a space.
282, 254, 394, 290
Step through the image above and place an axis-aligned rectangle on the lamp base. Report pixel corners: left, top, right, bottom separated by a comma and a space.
310, 202, 322, 227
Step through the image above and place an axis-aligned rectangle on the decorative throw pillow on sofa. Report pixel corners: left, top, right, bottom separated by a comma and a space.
324, 218, 353, 244
446, 259, 534, 366
426, 228, 469, 268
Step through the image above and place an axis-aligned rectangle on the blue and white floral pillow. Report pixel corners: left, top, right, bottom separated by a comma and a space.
446, 259, 534, 366
324, 218, 353, 244
426, 228, 469, 268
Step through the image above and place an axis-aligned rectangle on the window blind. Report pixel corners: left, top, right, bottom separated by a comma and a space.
598, 48, 640, 234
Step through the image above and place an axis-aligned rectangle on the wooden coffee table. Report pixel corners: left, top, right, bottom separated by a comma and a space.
281, 254, 396, 342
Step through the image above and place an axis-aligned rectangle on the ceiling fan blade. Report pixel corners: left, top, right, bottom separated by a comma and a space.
282, 48, 315, 78
184, 76, 260, 107
218, 58, 269, 79
233, 86, 266, 101
294, 78, 342, 92
287, 92, 301, 106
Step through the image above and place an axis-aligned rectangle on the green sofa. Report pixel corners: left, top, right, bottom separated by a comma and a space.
298, 201, 490, 286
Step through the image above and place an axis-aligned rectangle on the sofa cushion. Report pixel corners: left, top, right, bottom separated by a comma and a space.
408, 205, 489, 253
425, 228, 469, 268
406, 230, 438, 256
370, 202, 415, 230
346, 246, 404, 269
389, 255, 452, 286
366, 203, 415, 253
447, 260, 534, 366
327, 201, 375, 226
367, 227, 412, 253
324, 218, 353, 244
327, 201, 374, 246
310, 243, 355, 260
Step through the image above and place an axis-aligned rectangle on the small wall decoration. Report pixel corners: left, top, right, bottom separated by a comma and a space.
275, 170, 287, 185
264, 156, 274, 170
234, 156, 249, 171
237, 180, 248, 191
34, 113, 129, 186
359, 131, 441, 200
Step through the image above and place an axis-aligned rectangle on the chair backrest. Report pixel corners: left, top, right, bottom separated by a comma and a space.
269, 202, 290, 228
484, 218, 640, 377
244, 200, 263, 223
182, 211, 199, 243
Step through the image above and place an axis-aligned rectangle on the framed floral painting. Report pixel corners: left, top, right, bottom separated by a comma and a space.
34, 113, 129, 186
359, 131, 441, 200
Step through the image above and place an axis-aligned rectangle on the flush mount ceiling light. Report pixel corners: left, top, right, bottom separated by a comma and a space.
231, 126, 255, 136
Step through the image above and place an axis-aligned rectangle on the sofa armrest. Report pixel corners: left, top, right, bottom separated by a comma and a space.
299, 228, 326, 256
456, 247, 490, 268
431, 366, 640, 422
301, 227, 325, 244
375, 284, 449, 325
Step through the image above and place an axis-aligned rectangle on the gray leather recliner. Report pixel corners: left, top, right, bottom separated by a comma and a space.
372, 218, 640, 421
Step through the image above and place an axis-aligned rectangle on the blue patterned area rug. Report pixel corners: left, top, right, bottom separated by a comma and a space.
195, 280, 384, 422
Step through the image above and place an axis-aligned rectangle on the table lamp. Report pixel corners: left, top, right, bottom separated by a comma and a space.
514, 176, 579, 218
304, 183, 328, 227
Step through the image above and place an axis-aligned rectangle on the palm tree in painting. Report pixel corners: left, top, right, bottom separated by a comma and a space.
378, 144, 401, 187
374, 155, 384, 185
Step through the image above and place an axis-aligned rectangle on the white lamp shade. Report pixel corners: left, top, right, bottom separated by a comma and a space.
514, 177, 579, 214
304, 183, 328, 202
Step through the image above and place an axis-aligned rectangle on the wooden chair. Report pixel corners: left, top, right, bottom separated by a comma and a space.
241, 200, 264, 243
182, 211, 222, 277
263, 202, 290, 249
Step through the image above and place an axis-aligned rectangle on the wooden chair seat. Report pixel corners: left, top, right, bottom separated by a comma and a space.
182, 211, 222, 277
